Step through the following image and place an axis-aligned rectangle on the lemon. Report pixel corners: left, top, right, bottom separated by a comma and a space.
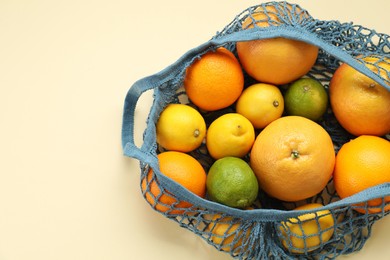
284, 78, 328, 121
206, 157, 259, 208
206, 214, 251, 252
206, 113, 255, 159
279, 203, 335, 253
156, 104, 206, 152
236, 83, 284, 129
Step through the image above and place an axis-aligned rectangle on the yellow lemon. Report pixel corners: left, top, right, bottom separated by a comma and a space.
236, 83, 284, 129
206, 113, 255, 159
279, 203, 335, 253
156, 104, 206, 152
207, 214, 251, 252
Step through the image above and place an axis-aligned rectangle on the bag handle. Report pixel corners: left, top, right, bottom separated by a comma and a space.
121, 41, 217, 164
121, 75, 161, 164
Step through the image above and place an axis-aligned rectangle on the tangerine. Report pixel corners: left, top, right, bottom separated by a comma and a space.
184, 47, 244, 111
333, 135, 390, 214
141, 151, 207, 214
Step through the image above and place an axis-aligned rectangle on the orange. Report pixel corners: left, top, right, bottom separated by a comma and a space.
250, 116, 335, 202
329, 56, 390, 136
156, 104, 206, 152
236, 83, 284, 129
333, 135, 390, 214
141, 151, 207, 214
206, 113, 255, 159
236, 5, 318, 85
279, 203, 335, 253
183, 47, 244, 111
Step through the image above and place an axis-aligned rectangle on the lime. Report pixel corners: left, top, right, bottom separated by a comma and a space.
206, 157, 258, 208
284, 78, 328, 121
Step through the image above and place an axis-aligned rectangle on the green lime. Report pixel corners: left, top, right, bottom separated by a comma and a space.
206, 157, 259, 208
284, 78, 328, 121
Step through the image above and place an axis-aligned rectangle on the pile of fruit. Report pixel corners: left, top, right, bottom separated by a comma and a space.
140, 5, 390, 255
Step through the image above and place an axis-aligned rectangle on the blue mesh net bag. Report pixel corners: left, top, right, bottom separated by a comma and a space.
121, 2, 390, 259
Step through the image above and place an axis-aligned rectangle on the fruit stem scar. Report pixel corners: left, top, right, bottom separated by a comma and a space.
194, 129, 200, 137
273, 100, 279, 107
291, 150, 300, 159
369, 83, 376, 88
303, 85, 310, 92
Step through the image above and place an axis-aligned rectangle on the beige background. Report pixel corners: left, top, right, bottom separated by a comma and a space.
1, 0, 390, 259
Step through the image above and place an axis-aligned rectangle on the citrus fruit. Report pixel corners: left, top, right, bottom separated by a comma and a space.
241, 4, 308, 29
333, 135, 390, 214
279, 203, 335, 253
329, 56, 390, 136
284, 78, 328, 121
207, 214, 251, 252
183, 47, 244, 111
236, 6, 318, 85
236, 83, 284, 129
250, 116, 335, 202
206, 113, 255, 159
156, 104, 206, 152
207, 157, 259, 208
141, 151, 207, 214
